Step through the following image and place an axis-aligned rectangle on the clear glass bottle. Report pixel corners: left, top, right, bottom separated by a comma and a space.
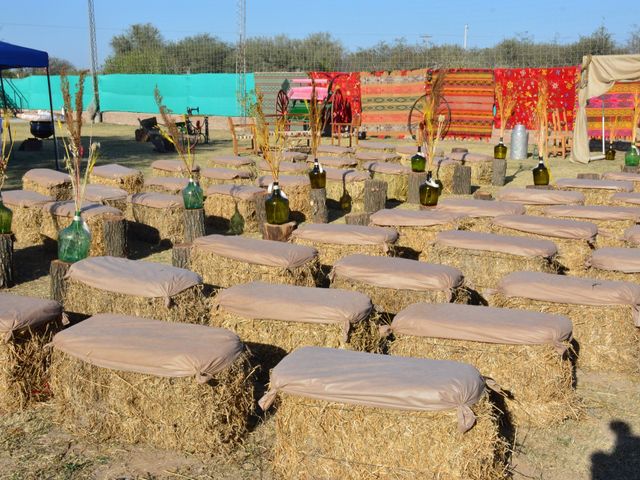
419, 171, 440, 206
58, 212, 91, 263
308, 158, 327, 189
265, 182, 290, 225
494, 137, 507, 159
532, 158, 550, 186
0, 193, 12, 234
605, 142, 616, 161
182, 178, 204, 209
410, 145, 426, 172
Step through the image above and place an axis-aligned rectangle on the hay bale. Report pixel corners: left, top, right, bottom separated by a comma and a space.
495, 187, 585, 216
200, 167, 254, 188
144, 176, 189, 194
586, 247, 640, 283
555, 178, 633, 205
49, 314, 254, 454
317, 144, 355, 157
256, 175, 312, 223
258, 160, 307, 176
432, 158, 460, 194
436, 198, 526, 230
126, 192, 184, 244
22, 168, 72, 201
0, 294, 63, 412
609, 191, 640, 207
363, 161, 409, 201
151, 159, 200, 179
282, 150, 308, 162
624, 225, 640, 247
324, 168, 370, 212
203, 184, 266, 233
423, 230, 560, 291
310, 156, 358, 169
260, 347, 506, 480
89, 164, 144, 194
84, 184, 128, 211
1, 190, 52, 245
369, 208, 463, 258
602, 171, 640, 192
356, 140, 398, 153
209, 155, 256, 169
387, 303, 578, 427
492, 271, 640, 374
62, 256, 209, 324
330, 254, 471, 316
447, 151, 495, 186
40, 201, 126, 256
190, 234, 319, 288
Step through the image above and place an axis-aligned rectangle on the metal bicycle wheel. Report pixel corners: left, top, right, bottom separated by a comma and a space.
408, 94, 452, 140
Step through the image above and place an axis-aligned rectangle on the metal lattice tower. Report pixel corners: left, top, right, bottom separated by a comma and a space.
87, 0, 101, 121
235, 0, 247, 116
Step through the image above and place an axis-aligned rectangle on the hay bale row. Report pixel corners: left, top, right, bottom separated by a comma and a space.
90, 164, 144, 194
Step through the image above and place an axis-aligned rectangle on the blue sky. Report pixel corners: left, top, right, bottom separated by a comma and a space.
0, 0, 637, 68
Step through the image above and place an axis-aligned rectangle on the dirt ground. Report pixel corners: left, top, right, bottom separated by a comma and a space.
1, 121, 639, 479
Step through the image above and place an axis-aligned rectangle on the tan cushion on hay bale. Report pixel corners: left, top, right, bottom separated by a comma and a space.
151, 159, 200, 173
448, 152, 493, 162
84, 185, 128, 203
363, 161, 410, 175
317, 145, 354, 155
283, 151, 308, 162
0, 293, 62, 339
259, 346, 485, 432
555, 178, 633, 192
602, 171, 640, 183
209, 155, 255, 168
258, 160, 307, 174
92, 164, 141, 179
144, 176, 189, 192
396, 145, 444, 157
435, 230, 557, 258
67, 256, 201, 300
22, 168, 71, 187
610, 192, 640, 205
43, 201, 122, 220
589, 248, 640, 273
357, 140, 396, 151
356, 151, 400, 162
193, 234, 317, 269
292, 224, 398, 246
128, 192, 184, 209
313, 156, 358, 168
50, 313, 242, 382
201, 167, 252, 181
2, 189, 53, 207
496, 188, 585, 205
370, 208, 463, 227
390, 303, 572, 353
205, 184, 264, 200
332, 254, 464, 292
324, 168, 370, 182
436, 198, 525, 217
256, 174, 310, 188
624, 226, 640, 245
544, 204, 640, 221
492, 215, 597, 242
497, 271, 640, 326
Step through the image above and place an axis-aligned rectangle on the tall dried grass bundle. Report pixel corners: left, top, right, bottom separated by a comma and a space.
632, 88, 640, 146
272, 394, 506, 480
535, 78, 550, 175
251, 89, 288, 182
389, 336, 578, 427
305, 82, 325, 159
421, 71, 448, 172
491, 294, 639, 374
608, 115, 621, 144
50, 350, 254, 454
126, 202, 184, 245
495, 83, 517, 140
63, 279, 209, 324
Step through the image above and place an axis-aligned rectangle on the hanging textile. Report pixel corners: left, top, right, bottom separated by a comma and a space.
442, 69, 495, 140
309, 71, 361, 117
586, 81, 640, 140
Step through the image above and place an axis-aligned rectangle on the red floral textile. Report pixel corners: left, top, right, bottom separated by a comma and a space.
309, 71, 362, 118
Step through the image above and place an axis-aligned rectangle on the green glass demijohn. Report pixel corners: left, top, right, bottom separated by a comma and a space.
494, 137, 507, 160
309, 159, 327, 189
532, 158, 550, 186
265, 182, 290, 225
625, 145, 640, 167
419, 171, 441, 207
410, 145, 426, 172
58, 211, 91, 263
339, 189, 352, 213
0, 193, 13, 234
182, 178, 204, 209
605, 142, 616, 161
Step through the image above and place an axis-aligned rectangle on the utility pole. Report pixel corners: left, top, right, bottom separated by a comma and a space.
235, 0, 247, 116
463, 24, 468, 50
87, 0, 101, 122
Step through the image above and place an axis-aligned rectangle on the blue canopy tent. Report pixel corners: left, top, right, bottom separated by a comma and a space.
0, 41, 59, 169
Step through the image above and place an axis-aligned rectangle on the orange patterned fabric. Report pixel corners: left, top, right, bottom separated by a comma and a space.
586, 81, 640, 140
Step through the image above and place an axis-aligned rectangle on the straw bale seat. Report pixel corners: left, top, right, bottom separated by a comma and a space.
126, 192, 184, 244
1, 190, 52, 245
256, 175, 312, 222
609, 192, 640, 207
363, 161, 410, 201
22, 168, 72, 200
190, 234, 319, 288
396, 145, 444, 166
330, 254, 471, 316
204, 185, 266, 233
492, 271, 640, 373
317, 144, 355, 156
495, 187, 585, 215
386, 303, 576, 426
423, 230, 560, 291
449, 151, 494, 186
84, 184, 128, 211
356, 140, 397, 152
435, 198, 525, 229
258, 160, 307, 175
602, 171, 640, 191
587, 247, 640, 284
151, 159, 200, 178
49, 314, 253, 453
89, 164, 144, 194
0, 294, 63, 412
211, 282, 380, 367
486, 215, 597, 274
544, 204, 640, 248
259, 346, 505, 480
282, 150, 308, 162
62, 256, 209, 323
208, 155, 256, 169
624, 225, 640, 246
200, 167, 253, 188
324, 168, 370, 212
311, 156, 358, 169
555, 178, 633, 205
144, 176, 189, 194
41, 201, 126, 257
369, 208, 463, 258
355, 151, 401, 166
429, 158, 463, 194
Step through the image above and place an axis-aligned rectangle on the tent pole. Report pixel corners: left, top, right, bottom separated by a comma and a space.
601, 102, 605, 154
45, 67, 60, 170
0, 72, 12, 144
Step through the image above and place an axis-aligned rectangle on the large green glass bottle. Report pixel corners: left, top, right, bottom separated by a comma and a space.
625, 146, 640, 167
605, 142, 616, 161
419, 171, 440, 207
411, 145, 426, 172
532, 158, 550, 186
308, 159, 327, 189
339, 189, 352, 213
494, 137, 507, 159
0, 193, 12, 234
58, 212, 92, 263
182, 178, 204, 209
265, 182, 290, 225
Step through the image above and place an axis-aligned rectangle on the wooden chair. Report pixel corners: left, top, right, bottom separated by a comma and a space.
331, 113, 361, 147
549, 109, 573, 158
227, 117, 257, 156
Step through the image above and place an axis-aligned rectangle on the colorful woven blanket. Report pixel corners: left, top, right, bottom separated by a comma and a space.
443, 69, 495, 140
309, 71, 362, 117
586, 81, 640, 140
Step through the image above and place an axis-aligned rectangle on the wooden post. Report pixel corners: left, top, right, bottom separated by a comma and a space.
103, 214, 127, 258
172, 243, 192, 269
183, 208, 205, 243
345, 213, 371, 225
50, 259, 71, 304
491, 158, 507, 186
407, 172, 428, 204
262, 221, 297, 242
452, 165, 472, 195
309, 188, 328, 223
0, 234, 14, 289
254, 191, 268, 234
363, 179, 387, 213
577, 173, 601, 180
526, 184, 555, 190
